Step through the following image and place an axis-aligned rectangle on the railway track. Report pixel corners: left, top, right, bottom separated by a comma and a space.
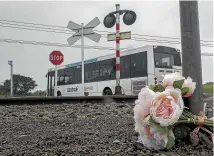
0, 95, 138, 105
0, 93, 212, 105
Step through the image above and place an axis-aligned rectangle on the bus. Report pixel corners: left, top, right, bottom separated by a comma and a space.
46, 45, 182, 96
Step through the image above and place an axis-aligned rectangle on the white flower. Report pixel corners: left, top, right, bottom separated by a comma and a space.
134, 87, 155, 124
137, 116, 175, 150
134, 87, 155, 135
162, 72, 184, 88
138, 135, 165, 150
150, 86, 184, 127
182, 77, 196, 97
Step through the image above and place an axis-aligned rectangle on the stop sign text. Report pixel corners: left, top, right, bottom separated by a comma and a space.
49, 50, 64, 65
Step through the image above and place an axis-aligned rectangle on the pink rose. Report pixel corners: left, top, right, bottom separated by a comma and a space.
150, 86, 184, 126
133, 87, 177, 150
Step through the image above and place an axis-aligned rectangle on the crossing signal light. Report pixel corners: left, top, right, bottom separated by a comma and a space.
103, 10, 137, 28
103, 13, 116, 28
123, 11, 137, 25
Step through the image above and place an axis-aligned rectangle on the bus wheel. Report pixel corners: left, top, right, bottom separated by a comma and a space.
103, 88, 113, 95
57, 91, 61, 96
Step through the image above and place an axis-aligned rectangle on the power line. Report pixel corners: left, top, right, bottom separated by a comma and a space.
0, 23, 213, 47
130, 34, 213, 43
0, 38, 212, 56
0, 19, 67, 29
0, 38, 127, 51
0, 22, 107, 36
102, 35, 213, 47
0, 23, 109, 38
0, 19, 213, 43
129, 37, 214, 47
0, 20, 213, 45
0, 23, 76, 35
0, 21, 70, 32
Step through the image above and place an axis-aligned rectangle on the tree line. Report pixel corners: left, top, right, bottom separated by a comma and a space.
0, 74, 46, 97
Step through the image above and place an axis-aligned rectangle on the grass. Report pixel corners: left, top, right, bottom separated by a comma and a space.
203, 82, 214, 93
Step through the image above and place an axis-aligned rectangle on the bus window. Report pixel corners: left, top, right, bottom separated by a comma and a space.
131, 52, 147, 78
110, 59, 116, 79
73, 66, 81, 84
153, 46, 181, 68
99, 58, 116, 81
121, 55, 131, 79
154, 53, 174, 68
57, 69, 65, 85
64, 67, 73, 84
85, 62, 99, 83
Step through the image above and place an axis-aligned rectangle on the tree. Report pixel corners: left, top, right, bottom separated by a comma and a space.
0, 84, 5, 96
203, 82, 213, 93
2, 74, 38, 96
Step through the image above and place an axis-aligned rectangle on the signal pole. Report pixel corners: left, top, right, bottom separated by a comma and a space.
81, 23, 85, 96
115, 4, 122, 95
103, 4, 137, 95
179, 1, 204, 115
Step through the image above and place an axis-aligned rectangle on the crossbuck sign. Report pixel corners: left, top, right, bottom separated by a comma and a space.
67, 17, 101, 96
67, 17, 101, 45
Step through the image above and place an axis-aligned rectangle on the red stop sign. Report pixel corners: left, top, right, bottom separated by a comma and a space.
49, 50, 64, 65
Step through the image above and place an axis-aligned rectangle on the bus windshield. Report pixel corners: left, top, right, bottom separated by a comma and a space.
153, 46, 181, 68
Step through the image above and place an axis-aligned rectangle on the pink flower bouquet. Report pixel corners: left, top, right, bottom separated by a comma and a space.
133, 72, 213, 150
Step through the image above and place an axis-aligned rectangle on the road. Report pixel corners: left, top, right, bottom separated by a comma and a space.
0, 96, 213, 156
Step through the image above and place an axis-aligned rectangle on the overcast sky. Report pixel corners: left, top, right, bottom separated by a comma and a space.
0, 0, 213, 91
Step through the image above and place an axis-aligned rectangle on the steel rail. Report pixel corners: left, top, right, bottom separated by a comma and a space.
0, 95, 138, 105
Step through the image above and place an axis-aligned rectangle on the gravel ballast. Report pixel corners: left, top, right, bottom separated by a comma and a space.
0, 96, 213, 156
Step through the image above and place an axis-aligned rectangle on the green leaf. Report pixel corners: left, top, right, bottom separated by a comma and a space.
149, 84, 155, 91
165, 127, 175, 149
166, 135, 175, 149
173, 79, 184, 89
154, 84, 165, 92
148, 116, 175, 149
181, 87, 189, 95
148, 116, 167, 133
156, 125, 167, 133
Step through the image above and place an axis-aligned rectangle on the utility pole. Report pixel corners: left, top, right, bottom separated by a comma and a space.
8, 60, 13, 96
179, 1, 204, 115
10, 62, 13, 97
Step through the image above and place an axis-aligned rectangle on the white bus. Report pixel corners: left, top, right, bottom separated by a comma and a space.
46, 45, 182, 96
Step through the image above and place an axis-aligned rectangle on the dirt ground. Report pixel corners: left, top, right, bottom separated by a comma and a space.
0, 97, 213, 156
